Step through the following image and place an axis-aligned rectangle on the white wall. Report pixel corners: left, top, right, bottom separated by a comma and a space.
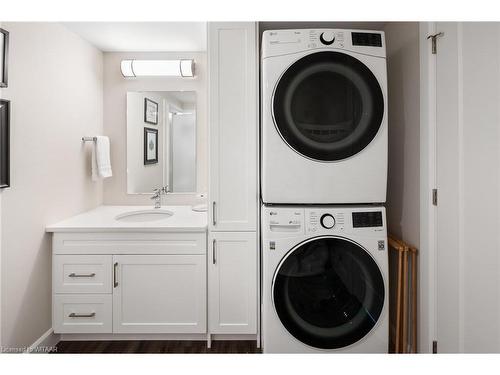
384, 22, 420, 352
126, 92, 165, 193
385, 22, 420, 248
0, 23, 103, 348
103, 51, 207, 205
0, 19, 3, 349
0, 189, 2, 346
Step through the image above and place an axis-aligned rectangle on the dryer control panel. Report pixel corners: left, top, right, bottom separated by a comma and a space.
261, 28, 386, 59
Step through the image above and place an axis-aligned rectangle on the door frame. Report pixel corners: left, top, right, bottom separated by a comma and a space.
419, 21, 438, 354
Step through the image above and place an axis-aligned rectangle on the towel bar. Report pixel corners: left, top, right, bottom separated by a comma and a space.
82, 137, 97, 142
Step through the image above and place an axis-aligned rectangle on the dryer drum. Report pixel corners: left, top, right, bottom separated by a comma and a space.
273, 237, 385, 350
273, 51, 384, 162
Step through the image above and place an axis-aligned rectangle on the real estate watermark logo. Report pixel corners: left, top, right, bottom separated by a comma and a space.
0, 346, 57, 353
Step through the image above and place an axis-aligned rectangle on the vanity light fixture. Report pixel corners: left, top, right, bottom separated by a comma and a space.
120, 59, 195, 78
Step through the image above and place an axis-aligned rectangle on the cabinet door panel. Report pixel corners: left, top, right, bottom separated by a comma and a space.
113, 255, 206, 334
208, 22, 258, 231
209, 232, 257, 334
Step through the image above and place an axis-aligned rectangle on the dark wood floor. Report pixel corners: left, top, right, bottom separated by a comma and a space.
54, 340, 261, 354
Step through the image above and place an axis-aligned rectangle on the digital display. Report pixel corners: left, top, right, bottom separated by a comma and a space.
352, 32, 382, 47
352, 211, 383, 228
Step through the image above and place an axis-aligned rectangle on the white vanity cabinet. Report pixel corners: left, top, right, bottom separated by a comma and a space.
50, 230, 207, 335
207, 22, 259, 339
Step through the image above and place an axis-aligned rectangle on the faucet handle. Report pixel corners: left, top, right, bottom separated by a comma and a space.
151, 188, 161, 199
161, 185, 169, 194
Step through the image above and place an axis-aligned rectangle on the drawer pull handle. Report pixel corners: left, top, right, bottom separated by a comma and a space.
113, 262, 118, 288
212, 201, 217, 226
69, 312, 96, 318
68, 272, 96, 278
213, 239, 217, 265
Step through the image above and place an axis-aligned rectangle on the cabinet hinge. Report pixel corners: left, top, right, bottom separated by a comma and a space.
427, 32, 444, 54
432, 340, 438, 354
432, 189, 438, 206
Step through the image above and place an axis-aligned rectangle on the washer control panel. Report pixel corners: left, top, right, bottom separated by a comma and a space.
263, 206, 386, 238
306, 209, 345, 234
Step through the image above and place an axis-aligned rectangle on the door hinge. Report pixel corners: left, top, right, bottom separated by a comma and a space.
432, 340, 438, 354
432, 189, 438, 206
427, 32, 444, 54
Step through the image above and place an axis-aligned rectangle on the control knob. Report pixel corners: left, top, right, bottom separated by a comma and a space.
320, 31, 335, 45
320, 214, 336, 229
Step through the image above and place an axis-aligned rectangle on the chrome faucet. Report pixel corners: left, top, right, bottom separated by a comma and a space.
150, 186, 169, 209
151, 188, 162, 209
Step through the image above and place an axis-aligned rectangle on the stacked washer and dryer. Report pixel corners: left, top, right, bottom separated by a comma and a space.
260, 29, 389, 353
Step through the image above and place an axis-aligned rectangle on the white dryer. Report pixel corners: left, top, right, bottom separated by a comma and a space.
261, 205, 388, 353
261, 29, 388, 204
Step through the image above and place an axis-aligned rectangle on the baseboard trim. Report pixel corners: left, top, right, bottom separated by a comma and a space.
26, 328, 61, 353
60, 333, 257, 342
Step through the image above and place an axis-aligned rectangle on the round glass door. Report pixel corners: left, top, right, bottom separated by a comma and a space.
273, 51, 384, 161
273, 237, 385, 350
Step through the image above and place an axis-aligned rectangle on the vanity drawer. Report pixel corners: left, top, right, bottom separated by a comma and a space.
53, 294, 112, 334
53, 232, 207, 255
53, 255, 112, 294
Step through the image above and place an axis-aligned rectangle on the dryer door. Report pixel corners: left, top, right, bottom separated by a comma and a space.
273, 51, 384, 162
272, 236, 385, 350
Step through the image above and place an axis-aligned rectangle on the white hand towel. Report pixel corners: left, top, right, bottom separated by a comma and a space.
91, 136, 113, 181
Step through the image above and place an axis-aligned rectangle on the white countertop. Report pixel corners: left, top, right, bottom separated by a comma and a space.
46, 205, 207, 233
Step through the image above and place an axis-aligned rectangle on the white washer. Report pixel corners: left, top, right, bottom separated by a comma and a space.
261, 29, 388, 204
261, 205, 388, 353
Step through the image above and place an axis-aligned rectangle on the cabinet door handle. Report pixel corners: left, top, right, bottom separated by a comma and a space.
69, 312, 96, 318
212, 239, 217, 265
68, 272, 96, 278
113, 262, 118, 288
212, 201, 217, 226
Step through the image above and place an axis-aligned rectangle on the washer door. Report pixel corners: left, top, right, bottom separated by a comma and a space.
273, 51, 384, 161
273, 237, 385, 350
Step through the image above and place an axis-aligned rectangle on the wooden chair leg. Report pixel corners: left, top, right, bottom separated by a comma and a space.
395, 249, 403, 353
402, 248, 409, 354
411, 249, 418, 353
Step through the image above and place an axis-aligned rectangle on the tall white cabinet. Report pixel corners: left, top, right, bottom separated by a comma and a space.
207, 22, 259, 339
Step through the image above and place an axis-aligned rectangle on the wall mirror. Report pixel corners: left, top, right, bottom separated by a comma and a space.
127, 91, 197, 194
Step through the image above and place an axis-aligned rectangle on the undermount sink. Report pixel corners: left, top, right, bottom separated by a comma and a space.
115, 209, 174, 223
